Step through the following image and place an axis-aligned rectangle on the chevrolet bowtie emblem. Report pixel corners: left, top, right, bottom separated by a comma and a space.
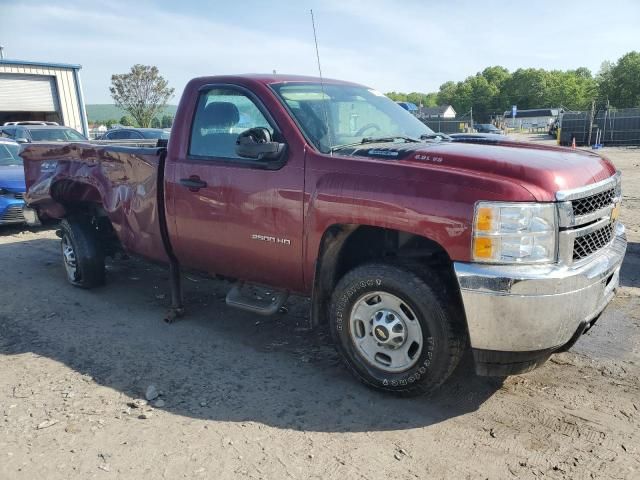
611, 203, 621, 223
375, 327, 387, 340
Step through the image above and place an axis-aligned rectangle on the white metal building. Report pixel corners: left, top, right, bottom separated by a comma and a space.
0, 59, 89, 137
419, 105, 457, 119
502, 108, 559, 130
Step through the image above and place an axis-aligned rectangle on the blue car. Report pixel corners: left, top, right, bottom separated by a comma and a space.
0, 139, 26, 225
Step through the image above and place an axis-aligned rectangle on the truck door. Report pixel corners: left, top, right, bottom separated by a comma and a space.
165, 85, 304, 292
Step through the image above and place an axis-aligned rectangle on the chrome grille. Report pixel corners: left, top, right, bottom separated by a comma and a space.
13, 192, 25, 200
573, 223, 614, 261
0, 205, 25, 224
571, 188, 615, 217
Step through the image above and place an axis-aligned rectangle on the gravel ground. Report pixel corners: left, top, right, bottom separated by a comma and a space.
1, 135, 638, 479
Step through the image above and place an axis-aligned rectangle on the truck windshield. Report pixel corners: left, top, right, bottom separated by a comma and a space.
271, 83, 435, 154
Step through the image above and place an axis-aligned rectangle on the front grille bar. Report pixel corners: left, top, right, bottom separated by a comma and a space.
573, 223, 614, 261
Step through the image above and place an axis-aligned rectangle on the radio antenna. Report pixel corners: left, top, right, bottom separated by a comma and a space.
310, 9, 332, 150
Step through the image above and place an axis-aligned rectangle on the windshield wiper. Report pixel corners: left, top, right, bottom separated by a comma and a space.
330, 135, 421, 153
420, 132, 451, 141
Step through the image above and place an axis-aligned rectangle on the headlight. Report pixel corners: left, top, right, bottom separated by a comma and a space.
472, 202, 557, 264
614, 175, 622, 200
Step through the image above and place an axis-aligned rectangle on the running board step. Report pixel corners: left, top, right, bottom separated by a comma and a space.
225, 283, 288, 316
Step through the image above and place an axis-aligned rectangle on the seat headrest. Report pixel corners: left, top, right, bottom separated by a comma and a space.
199, 102, 240, 129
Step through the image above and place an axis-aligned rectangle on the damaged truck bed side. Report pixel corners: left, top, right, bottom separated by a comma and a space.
21, 74, 627, 396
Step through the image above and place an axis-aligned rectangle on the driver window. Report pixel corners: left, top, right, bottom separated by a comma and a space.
189, 88, 274, 160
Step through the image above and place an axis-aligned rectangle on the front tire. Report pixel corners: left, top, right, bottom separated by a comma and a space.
60, 217, 105, 289
329, 262, 465, 396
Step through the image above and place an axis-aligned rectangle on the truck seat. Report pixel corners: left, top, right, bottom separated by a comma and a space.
190, 102, 241, 158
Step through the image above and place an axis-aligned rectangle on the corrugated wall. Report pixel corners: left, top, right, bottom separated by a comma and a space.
0, 64, 84, 133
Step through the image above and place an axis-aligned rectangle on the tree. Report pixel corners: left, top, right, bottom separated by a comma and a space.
104, 118, 118, 129
598, 51, 640, 107
110, 65, 174, 128
161, 114, 173, 128
119, 115, 135, 126
385, 91, 407, 102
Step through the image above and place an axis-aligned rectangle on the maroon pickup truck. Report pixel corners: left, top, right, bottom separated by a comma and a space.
21, 74, 626, 395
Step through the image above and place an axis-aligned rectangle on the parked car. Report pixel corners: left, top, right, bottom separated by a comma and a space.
0, 139, 26, 225
1, 125, 87, 143
98, 128, 170, 140
449, 132, 513, 144
474, 123, 504, 134
3, 121, 59, 126
21, 74, 626, 395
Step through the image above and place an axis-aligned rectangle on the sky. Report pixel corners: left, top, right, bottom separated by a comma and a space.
1, 0, 639, 104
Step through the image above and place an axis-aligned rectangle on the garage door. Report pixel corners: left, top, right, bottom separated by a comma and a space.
0, 74, 59, 112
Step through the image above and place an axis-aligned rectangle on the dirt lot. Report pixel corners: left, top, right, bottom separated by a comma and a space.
1, 135, 639, 479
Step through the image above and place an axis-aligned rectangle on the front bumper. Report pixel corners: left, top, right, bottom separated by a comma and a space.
0, 198, 26, 225
454, 222, 627, 375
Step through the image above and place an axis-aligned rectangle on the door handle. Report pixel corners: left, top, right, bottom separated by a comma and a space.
179, 176, 207, 191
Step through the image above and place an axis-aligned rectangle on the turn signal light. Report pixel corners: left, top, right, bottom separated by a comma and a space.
475, 207, 494, 232
473, 237, 494, 259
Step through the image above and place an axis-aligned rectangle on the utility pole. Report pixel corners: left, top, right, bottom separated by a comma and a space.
602, 99, 610, 145
587, 99, 596, 146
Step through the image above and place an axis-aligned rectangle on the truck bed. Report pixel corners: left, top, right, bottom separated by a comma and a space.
21, 142, 169, 263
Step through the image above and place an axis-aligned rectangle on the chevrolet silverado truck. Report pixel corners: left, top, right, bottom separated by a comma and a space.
21, 74, 626, 395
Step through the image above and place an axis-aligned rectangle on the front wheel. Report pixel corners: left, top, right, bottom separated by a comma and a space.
59, 217, 105, 289
329, 262, 465, 396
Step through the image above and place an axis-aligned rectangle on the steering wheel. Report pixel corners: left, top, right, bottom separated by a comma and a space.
355, 123, 382, 137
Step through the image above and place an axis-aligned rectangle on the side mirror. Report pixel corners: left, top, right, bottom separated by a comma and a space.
235, 128, 286, 160
15, 137, 30, 144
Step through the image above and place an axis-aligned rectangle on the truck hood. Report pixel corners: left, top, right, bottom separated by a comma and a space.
341, 140, 616, 201
0, 165, 26, 192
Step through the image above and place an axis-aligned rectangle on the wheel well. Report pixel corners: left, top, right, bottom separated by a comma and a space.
51, 179, 102, 206
311, 225, 464, 329
50, 180, 120, 256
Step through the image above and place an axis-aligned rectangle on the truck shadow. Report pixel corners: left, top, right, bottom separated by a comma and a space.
1, 236, 502, 433
621, 241, 640, 289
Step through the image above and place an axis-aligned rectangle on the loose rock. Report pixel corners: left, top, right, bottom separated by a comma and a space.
127, 399, 147, 409
145, 385, 159, 401
36, 419, 58, 430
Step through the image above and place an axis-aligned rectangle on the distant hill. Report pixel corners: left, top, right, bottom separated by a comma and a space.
86, 104, 178, 123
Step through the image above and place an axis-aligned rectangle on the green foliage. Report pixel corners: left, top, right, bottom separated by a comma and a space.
437, 67, 597, 120
161, 114, 173, 128
598, 51, 640, 107
385, 91, 437, 107
385, 60, 629, 120
104, 118, 118, 129
109, 65, 175, 128
119, 115, 135, 127
150, 117, 161, 128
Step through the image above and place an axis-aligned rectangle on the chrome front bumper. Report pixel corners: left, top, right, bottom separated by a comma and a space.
454, 222, 627, 353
